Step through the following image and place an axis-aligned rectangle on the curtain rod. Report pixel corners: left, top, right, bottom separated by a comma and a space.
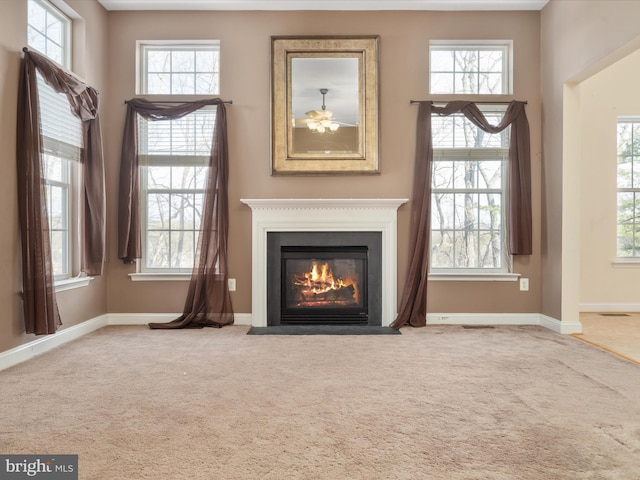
410, 99, 527, 105
124, 99, 233, 105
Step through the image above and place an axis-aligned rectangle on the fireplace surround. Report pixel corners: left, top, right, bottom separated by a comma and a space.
241, 198, 408, 327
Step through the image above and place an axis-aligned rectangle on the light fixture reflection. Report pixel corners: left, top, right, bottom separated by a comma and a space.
304, 88, 340, 134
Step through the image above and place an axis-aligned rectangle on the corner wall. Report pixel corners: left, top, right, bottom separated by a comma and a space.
578, 49, 640, 310
0, 0, 109, 353
540, 0, 640, 322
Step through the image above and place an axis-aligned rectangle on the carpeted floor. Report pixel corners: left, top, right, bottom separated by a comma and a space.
1, 324, 639, 479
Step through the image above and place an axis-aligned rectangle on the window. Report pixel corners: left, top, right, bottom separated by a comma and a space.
431, 106, 509, 272
430, 41, 512, 95
617, 118, 640, 258
138, 42, 220, 95
42, 155, 71, 278
27, 0, 71, 68
39, 83, 82, 278
135, 41, 221, 275
28, 0, 80, 280
138, 109, 215, 272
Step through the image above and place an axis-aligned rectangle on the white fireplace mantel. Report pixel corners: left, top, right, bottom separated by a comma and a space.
240, 198, 408, 327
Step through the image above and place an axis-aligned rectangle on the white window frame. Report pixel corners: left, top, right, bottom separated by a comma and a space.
28, 0, 90, 291
429, 40, 513, 96
615, 117, 640, 264
139, 160, 208, 275
42, 154, 71, 280
41, 156, 88, 290
27, 0, 72, 69
136, 40, 220, 96
134, 108, 215, 277
429, 105, 517, 282
132, 40, 220, 281
38, 90, 83, 287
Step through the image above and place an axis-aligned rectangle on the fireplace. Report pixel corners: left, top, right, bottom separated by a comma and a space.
267, 232, 382, 326
282, 246, 368, 324
240, 198, 408, 327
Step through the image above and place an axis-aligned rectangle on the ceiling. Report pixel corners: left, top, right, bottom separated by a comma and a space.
97, 0, 550, 11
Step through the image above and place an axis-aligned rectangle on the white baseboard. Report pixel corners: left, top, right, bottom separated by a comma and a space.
579, 302, 640, 313
106, 312, 182, 325
427, 312, 538, 326
427, 312, 582, 335
539, 314, 582, 334
0, 312, 253, 372
0, 311, 578, 372
0, 314, 109, 372
229, 313, 252, 325
106, 312, 253, 326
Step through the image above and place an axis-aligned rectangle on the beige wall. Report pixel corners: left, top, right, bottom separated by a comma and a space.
104, 10, 542, 316
579, 49, 640, 308
0, 0, 108, 353
1, 4, 545, 355
540, 0, 640, 321
0, 0, 28, 353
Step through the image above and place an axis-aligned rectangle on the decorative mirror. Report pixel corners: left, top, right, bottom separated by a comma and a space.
271, 36, 380, 175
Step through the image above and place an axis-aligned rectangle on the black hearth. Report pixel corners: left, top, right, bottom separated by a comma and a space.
267, 232, 382, 326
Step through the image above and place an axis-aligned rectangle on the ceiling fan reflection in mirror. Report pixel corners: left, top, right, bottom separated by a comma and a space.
295, 88, 344, 133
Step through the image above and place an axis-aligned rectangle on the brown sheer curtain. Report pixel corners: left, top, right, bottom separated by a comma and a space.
118, 98, 234, 329
390, 100, 531, 329
16, 49, 105, 335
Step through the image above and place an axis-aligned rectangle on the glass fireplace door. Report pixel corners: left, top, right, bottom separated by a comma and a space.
281, 246, 368, 324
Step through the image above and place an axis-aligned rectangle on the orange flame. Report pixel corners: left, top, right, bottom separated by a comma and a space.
293, 261, 359, 303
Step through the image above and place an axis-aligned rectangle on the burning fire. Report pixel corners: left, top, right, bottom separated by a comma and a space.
293, 261, 359, 305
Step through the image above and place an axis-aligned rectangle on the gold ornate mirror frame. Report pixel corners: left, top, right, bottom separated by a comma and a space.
271, 36, 380, 175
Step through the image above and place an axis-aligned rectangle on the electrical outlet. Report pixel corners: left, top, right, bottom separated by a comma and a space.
519, 278, 529, 291
228, 278, 236, 291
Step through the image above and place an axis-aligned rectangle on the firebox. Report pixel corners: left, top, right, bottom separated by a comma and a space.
267, 232, 382, 326
281, 246, 368, 324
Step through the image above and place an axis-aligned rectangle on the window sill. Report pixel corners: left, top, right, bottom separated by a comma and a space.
612, 258, 640, 268
428, 272, 520, 282
55, 276, 94, 292
129, 273, 192, 282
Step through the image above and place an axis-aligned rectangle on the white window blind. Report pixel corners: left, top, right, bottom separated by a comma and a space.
37, 73, 83, 162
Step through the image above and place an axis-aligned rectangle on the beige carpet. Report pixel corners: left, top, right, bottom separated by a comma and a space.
575, 313, 640, 364
1, 325, 639, 479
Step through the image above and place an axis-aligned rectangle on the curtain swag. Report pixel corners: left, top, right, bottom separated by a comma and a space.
391, 100, 531, 329
118, 98, 234, 329
16, 49, 106, 335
